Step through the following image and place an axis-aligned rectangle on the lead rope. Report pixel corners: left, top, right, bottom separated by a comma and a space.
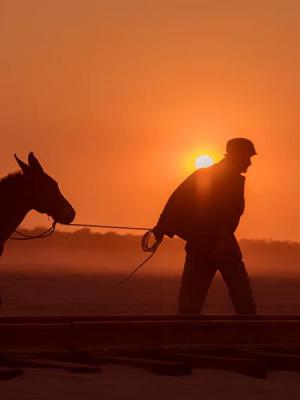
67, 223, 161, 287
112, 229, 160, 287
9, 222, 56, 240
9, 221, 161, 285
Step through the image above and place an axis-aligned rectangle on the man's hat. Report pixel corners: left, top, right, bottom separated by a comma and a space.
226, 138, 257, 156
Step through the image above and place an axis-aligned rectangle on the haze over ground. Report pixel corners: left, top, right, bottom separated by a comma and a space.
1, 230, 300, 277
0, 1, 300, 241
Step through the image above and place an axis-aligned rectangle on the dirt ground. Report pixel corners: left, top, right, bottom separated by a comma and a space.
1, 365, 300, 400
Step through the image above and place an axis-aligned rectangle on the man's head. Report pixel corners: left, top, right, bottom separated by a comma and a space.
225, 138, 257, 173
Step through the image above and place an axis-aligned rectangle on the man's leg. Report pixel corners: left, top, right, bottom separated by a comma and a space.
178, 241, 217, 315
218, 236, 257, 314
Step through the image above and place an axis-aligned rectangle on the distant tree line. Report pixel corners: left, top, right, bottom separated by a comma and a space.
6, 227, 300, 255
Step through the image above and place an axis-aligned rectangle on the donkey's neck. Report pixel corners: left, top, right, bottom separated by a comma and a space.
0, 173, 33, 242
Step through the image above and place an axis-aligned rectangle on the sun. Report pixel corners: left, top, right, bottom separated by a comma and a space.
195, 154, 214, 169
183, 149, 220, 173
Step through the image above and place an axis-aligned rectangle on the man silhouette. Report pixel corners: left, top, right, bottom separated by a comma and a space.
153, 138, 257, 314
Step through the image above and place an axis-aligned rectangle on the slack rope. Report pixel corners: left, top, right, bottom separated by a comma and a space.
111, 229, 160, 287
66, 223, 161, 286
9, 222, 56, 240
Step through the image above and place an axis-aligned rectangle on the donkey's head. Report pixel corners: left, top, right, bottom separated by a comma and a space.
15, 153, 76, 224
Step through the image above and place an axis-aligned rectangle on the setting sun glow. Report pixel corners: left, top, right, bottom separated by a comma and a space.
195, 155, 214, 169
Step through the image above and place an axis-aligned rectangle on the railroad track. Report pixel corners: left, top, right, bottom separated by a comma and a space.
1, 315, 300, 380
1, 315, 300, 349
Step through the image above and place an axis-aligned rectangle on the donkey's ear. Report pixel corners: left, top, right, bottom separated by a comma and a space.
28, 152, 44, 173
14, 154, 30, 173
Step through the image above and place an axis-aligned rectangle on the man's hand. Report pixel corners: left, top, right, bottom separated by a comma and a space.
152, 226, 164, 243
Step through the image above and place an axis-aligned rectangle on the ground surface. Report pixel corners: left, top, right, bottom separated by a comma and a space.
1, 366, 300, 400
1, 273, 300, 315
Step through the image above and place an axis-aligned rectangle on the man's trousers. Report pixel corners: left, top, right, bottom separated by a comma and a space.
178, 235, 257, 314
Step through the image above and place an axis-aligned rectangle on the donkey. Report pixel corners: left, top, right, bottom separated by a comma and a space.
0, 152, 75, 256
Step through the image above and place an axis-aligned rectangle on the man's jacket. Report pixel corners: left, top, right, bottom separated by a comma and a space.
156, 159, 245, 241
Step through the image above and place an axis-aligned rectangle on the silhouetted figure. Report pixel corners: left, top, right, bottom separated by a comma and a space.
153, 138, 257, 314
0, 153, 75, 257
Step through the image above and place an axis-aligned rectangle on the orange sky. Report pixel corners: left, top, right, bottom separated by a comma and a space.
0, 0, 300, 241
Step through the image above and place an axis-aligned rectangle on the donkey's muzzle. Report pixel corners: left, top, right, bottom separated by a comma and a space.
53, 204, 76, 224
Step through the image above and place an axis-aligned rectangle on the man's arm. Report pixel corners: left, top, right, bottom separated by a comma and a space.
153, 171, 198, 241
153, 188, 180, 241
